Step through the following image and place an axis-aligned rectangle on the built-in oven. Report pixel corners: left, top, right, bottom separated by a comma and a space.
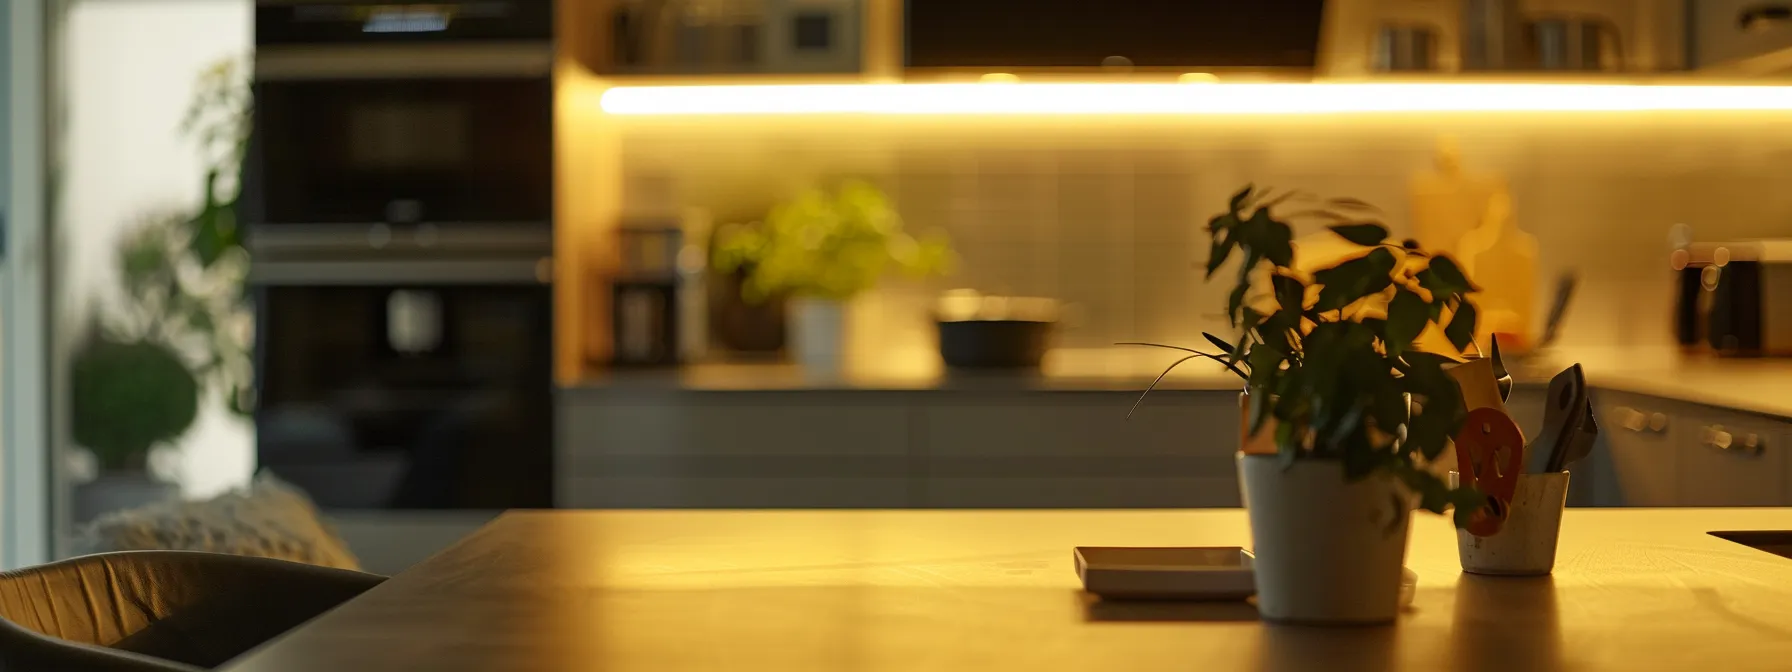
250, 229, 555, 509
250, 0, 553, 230
255, 284, 554, 509
249, 0, 556, 510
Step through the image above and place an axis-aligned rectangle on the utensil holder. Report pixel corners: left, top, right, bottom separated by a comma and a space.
1448, 471, 1570, 576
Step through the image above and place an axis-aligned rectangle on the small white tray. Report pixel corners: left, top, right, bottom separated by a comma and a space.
1074, 546, 1257, 601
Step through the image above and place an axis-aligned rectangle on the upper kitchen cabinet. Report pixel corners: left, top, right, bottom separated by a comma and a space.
1692, 0, 1792, 74
572, 0, 864, 75
904, 0, 1325, 72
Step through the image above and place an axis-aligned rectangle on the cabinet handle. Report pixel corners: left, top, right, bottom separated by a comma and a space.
1742, 6, 1792, 33
1613, 407, 1670, 434
1703, 424, 1767, 456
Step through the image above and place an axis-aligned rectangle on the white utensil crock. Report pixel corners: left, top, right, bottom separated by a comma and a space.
1450, 470, 1570, 576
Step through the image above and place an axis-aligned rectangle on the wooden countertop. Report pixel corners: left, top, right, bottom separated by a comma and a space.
224, 509, 1792, 671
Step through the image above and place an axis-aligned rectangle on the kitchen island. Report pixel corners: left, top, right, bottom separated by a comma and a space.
223, 508, 1792, 671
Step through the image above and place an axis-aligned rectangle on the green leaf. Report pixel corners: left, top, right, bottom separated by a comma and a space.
1330, 403, 1370, 454
1275, 419, 1300, 468
1327, 196, 1383, 213
1385, 287, 1428, 357
1257, 313, 1296, 356
1262, 220, 1295, 268
1418, 254, 1478, 298
1257, 189, 1308, 212
1372, 381, 1408, 437
1203, 332, 1234, 355
1313, 248, 1397, 312
1227, 284, 1249, 327
1248, 387, 1273, 438
1205, 220, 1239, 279
1229, 328, 1254, 367
1271, 273, 1305, 316
1328, 222, 1389, 247
1446, 301, 1479, 352
1229, 185, 1254, 214
1406, 378, 1465, 461
1246, 346, 1282, 397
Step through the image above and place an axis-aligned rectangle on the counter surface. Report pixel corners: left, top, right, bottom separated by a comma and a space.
225, 509, 1792, 671
570, 348, 1792, 419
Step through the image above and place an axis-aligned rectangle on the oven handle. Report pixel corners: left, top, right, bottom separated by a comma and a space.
255, 42, 553, 80
250, 258, 554, 286
248, 223, 553, 256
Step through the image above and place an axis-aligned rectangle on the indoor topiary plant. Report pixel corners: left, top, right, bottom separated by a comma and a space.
69, 333, 200, 522
72, 335, 200, 473
712, 180, 952, 373
1137, 185, 1484, 625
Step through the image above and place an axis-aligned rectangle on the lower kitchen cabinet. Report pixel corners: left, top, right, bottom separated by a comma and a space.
916, 391, 1240, 508
1590, 391, 1792, 507
558, 385, 1792, 509
1676, 407, 1787, 507
555, 390, 914, 509
1592, 392, 1680, 506
557, 388, 1244, 508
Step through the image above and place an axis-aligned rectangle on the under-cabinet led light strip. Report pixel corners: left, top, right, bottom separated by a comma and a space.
599, 82, 1792, 115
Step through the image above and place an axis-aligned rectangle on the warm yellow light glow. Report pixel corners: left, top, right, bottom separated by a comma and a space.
599, 82, 1792, 116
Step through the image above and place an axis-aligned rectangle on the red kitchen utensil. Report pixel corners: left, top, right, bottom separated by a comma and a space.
1454, 407, 1526, 538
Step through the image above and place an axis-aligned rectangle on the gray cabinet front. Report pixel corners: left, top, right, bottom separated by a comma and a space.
1593, 392, 1680, 507
1676, 406, 1786, 507
916, 391, 1240, 508
556, 391, 912, 508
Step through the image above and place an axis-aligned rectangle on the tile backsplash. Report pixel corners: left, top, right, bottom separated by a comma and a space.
610, 111, 1792, 362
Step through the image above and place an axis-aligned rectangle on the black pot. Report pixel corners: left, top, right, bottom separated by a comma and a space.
937, 319, 1054, 369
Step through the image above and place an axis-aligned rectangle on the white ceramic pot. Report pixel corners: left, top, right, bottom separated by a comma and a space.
788, 297, 848, 377
72, 472, 179, 524
1237, 454, 1411, 625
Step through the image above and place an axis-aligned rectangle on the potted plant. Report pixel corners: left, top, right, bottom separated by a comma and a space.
70, 57, 255, 521
1138, 186, 1485, 625
70, 334, 200, 523
712, 180, 952, 375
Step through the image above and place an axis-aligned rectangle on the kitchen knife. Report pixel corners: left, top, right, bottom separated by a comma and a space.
1490, 335, 1514, 403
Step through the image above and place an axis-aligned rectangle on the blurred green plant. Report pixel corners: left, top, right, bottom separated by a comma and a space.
84, 55, 253, 446
180, 57, 252, 269
113, 207, 253, 415
712, 181, 954, 302
71, 335, 201, 472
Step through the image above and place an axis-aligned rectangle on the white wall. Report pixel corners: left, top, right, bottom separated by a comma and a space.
62, 0, 252, 499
